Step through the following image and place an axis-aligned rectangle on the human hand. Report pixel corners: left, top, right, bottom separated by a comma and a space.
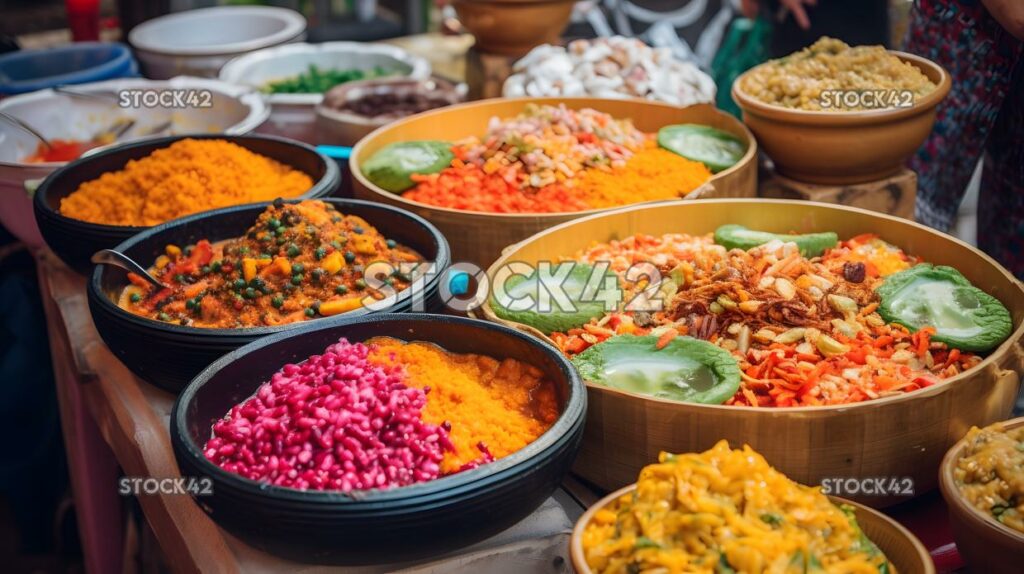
740, 0, 818, 30
982, 0, 1024, 40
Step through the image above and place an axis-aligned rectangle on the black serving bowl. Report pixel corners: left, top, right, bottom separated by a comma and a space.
87, 198, 450, 392
171, 314, 586, 564
34, 133, 340, 273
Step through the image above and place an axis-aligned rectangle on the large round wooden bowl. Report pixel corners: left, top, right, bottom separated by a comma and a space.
350, 97, 758, 268
939, 416, 1024, 574
478, 199, 1024, 507
732, 51, 950, 185
571, 484, 935, 574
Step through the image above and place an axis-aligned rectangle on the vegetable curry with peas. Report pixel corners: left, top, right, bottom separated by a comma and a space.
118, 200, 425, 328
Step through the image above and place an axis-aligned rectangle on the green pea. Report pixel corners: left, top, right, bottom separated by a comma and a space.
287, 244, 300, 258
304, 307, 316, 317
385, 239, 397, 249
211, 261, 222, 272
271, 296, 284, 308
239, 246, 250, 254
233, 278, 246, 290
355, 279, 366, 290
276, 236, 287, 246
267, 218, 281, 230
335, 285, 349, 295
353, 226, 364, 235
314, 247, 326, 260
201, 265, 211, 274
291, 275, 303, 286
344, 251, 356, 263
292, 263, 305, 273
244, 287, 257, 299
174, 274, 186, 283
273, 227, 285, 237
158, 312, 171, 322
129, 293, 142, 304
186, 299, 197, 310
330, 240, 341, 250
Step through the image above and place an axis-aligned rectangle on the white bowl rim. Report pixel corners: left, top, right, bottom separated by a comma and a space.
218, 42, 432, 106
128, 6, 306, 57
0, 76, 269, 169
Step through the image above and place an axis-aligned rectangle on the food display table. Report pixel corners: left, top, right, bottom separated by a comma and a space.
36, 246, 970, 573
36, 250, 592, 573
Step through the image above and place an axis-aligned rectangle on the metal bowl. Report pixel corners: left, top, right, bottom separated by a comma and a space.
129, 6, 307, 79
0, 77, 268, 247
220, 42, 431, 142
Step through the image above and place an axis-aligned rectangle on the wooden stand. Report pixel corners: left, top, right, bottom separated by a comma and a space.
760, 169, 918, 220
465, 47, 517, 100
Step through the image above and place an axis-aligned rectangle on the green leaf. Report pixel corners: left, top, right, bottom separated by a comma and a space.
573, 334, 741, 404
877, 264, 1012, 352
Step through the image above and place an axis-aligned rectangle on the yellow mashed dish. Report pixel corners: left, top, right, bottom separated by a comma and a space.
581, 441, 894, 574
954, 421, 1024, 534
739, 37, 936, 111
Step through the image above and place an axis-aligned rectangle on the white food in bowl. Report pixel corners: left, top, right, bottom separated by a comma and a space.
503, 36, 716, 106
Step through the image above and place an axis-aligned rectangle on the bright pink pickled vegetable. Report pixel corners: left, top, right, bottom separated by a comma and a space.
204, 338, 452, 492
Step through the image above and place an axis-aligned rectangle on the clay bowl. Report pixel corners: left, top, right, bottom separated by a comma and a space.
939, 416, 1024, 574
732, 51, 950, 185
571, 484, 935, 574
351, 97, 757, 267
479, 199, 1024, 507
452, 0, 575, 57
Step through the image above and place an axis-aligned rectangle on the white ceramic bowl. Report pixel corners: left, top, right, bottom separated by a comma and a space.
0, 77, 268, 247
129, 6, 307, 79
219, 42, 431, 142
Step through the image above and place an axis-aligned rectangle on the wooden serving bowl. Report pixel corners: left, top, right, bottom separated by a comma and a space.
452, 0, 575, 57
939, 416, 1024, 574
571, 484, 935, 574
479, 199, 1024, 507
732, 51, 950, 185
351, 97, 758, 267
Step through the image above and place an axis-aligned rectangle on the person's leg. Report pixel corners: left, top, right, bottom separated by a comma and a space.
979, 59, 1024, 278
904, 0, 1022, 231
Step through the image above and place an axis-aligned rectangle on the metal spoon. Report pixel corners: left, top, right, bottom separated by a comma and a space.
0, 111, 52, 149
91, 249, 167, 289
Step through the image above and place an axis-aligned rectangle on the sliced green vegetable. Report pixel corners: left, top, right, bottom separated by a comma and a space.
264, 64, 391, 94
573, 334, 741, 404
657, 124, 746, 173
489, 262, 620, 335
877, 264, 1012, 352
362, 141, 454, 193
714, 224, 838, 257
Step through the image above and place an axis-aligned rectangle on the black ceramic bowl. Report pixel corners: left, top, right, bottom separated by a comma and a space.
34, 133, 340, 273
171, 314, 586, 564
87, 198, 450, 392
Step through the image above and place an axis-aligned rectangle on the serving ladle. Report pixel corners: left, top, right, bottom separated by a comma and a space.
92, 249, 167, 289
0, 111, 52, 149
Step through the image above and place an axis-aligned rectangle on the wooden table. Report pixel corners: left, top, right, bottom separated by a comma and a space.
37, 250, 596, 574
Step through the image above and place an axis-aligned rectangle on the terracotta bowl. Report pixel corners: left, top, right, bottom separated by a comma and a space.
350, 97, 757, 267
479, 199, 1024, 507
732, 51, 951, 185
571, 484, 935, 574
453, 0, 576, 57
939, 416, 1024, 574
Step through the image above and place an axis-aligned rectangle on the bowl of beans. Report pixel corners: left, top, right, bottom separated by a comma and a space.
170, 313, 586, 564
940, 417, 1024, 574
316, 76, 466, 147
34, 134, 340, 274
731, 37, 950, 185
87, 198, 451, 391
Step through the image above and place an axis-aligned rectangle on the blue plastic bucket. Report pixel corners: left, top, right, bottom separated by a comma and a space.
0, 42, 138, 95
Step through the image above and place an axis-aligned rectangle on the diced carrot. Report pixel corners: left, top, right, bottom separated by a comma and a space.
655, 328, 678, 350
